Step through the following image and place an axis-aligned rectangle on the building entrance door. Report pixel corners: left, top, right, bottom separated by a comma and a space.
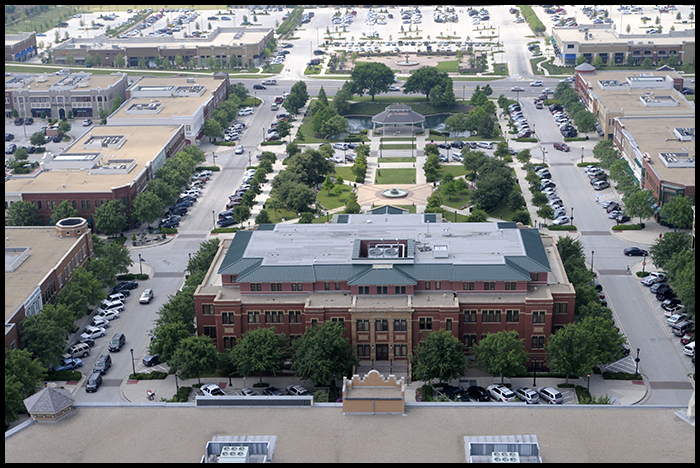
376, 344, 389, 361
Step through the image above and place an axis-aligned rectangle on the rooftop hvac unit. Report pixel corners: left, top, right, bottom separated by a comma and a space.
368, 247, 384, 257
219, 445, 249, 463
491, 452, 520, 463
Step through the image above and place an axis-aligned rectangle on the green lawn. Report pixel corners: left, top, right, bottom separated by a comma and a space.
378, 157, 416, 163
439, 188, 471, 210
380, 143, 416, 150
375, 168, 416, 184
434, 60, 460, 73
438, 165, 469, 178
332, 167, 355, 183
317, 185, 353, 210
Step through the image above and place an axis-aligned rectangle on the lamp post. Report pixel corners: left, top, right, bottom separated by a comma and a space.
212, 152, 216, 167
248, 151, 251, 166
532, 355, 537, 386
212, 210, 215, 228
586, 373, 590, 395
570, 206, 574, 225
634, 348, 641, 379
130, 348, 136, 377
371, 345, 374, 369
175, 373, 179, 395
138, 254, 144, 275
590, 250, 595, 273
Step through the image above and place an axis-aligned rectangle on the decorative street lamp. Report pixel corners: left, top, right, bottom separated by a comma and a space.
634, 348, 641, 379
532, 355, 538, 386
590, 250, 595, 273
130, 348, 136, 377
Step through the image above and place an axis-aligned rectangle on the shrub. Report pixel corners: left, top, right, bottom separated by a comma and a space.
196, 166, 220, 172
130, 371, 168, 380
547, 224, 577, 231
46, 370, 82, 381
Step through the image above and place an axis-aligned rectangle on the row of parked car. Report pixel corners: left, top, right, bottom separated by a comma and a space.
508, 103, 533, 138
200, 384, 311, 397
546, 103, 578, 138
532, 165, 570, 226
438, 385, 564, 404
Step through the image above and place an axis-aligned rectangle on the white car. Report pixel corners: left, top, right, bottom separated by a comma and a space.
477, 141, 493, 149
139, 289, 154, 304
641, 272, 666, 286
98, 309, 121, 321
80, 326, 106, 341
201, 384, 226, 397
91, 317, 110, 329
552, 216, 571, 226
487, 384, 517, 402
451, 152, 463, 162
511, 86, 524, 92
240, 387, 260, 396
530, 80, 544, 87
234, 146, 244, 155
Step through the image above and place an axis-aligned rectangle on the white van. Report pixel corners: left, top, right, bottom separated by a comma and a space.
593, 180, 610, 190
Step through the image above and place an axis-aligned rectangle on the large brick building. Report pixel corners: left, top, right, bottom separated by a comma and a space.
194, 214, 576, 370
5, 218, 94, 350
4, 125, 187, 231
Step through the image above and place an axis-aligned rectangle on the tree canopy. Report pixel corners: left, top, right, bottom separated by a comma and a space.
229, 327, 288, 384
350, 62, 396, 101
473, 330, 528, 383
411, 329, 467, 383
290, 322, 358, 387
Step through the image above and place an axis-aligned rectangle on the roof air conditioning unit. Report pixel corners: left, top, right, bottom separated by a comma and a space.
219, 445, 249, 463
491, 452, 520, 463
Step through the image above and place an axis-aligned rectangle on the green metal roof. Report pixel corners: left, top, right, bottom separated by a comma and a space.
347, 267, 417, 286
217, 230, 253, 274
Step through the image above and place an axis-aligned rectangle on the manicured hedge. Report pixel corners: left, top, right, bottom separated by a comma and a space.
518, 5, 546, 33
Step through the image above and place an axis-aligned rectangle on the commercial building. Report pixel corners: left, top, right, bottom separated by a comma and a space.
5, 218, 94, 350
573, 67, 694, 207
194, 214, 576, 370
4, 125, 187, 230
551, 24, 695, 67
107, 73, 230, 144
5, 32, 38, 62
51, 27, 274, 69
4, 71, 128, 120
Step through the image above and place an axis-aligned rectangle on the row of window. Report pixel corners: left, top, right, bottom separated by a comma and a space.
30, 198, 126, 212
356, 344, 409, 357
207, 307, 565, 326
247, 281, 527, 294
462, 334, 547, 350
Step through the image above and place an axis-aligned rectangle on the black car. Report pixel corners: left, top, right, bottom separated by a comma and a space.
682, 87, 694, 95
14, 117, 24, 125
650, 282, 671, 295
142, 354, 161, 366
263, 387, 284, 396
253, 84, 266, 90
27, 145, 36, 153
115, 280, 139, 291
450, 140, 465, 149
53, 135, 63, 143
623, 247, 648, 257
5, 133, 14, 141
443, 385, 466, 401
25, 117, 34, 125
656, 290, 675, 301
217, 217, 238, 227
169, 206, 188, 216
5, 144, 17, 154
615, 215, 630, 224
466, 385, 490, 402
160, 218, 179, 228
313, 49, 325, 55
661, 297, 682, 311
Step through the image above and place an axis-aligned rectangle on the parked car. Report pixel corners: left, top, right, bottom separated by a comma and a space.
552, 216, 571, 226
667, 313, 688, 326
217, 217, 238, 227
80, 326, 106, 341
201, 384, 226, 396
537, 386, 564, 404
624, 247, 648, 257
661, 297, 682, 311
443, 385, 466, 402
240, 387, 260, 396
615, 215, 630, 224
65, 342, 91, 358
263, 387, 284, 396
114, 281, 138, 292
82, 118, 93, 126
91, 316, 110, 330
513, 386, 540, 404
142, 354, 161, 366
139, 288, 154, 304
286, 385, 310, 396
650, 282, 671, 295
487, 384, 517, 402
53, 358, 83, 372
466, 385, 490, 402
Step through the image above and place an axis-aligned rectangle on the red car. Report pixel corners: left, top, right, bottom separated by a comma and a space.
681, 333, 693, 345
553, 142, 570, 152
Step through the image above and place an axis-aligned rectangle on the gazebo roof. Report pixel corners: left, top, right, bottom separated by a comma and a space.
23, 386, 74, 415
371, 104, 425, 125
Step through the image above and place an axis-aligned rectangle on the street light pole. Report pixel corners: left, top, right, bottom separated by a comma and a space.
138, 253, 143, 275
532, 355, 537, 386
590, 250, 595, 273
634, 348, 641, 379
130, 348, 136, 377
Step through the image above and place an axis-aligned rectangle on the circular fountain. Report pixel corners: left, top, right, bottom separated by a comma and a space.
396, 53, 418, 67
382, 187, 408, 198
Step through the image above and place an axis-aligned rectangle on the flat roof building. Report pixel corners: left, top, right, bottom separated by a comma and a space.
4, 125, 186, 231
4, 71, 128, 120
5, 32, 38, 62
194, 216, 575, 369
573, 67, 694, 207
5, 218, 94, 350
551, 24, 695, 67
107, 73, 230, 144
51, 27, 274, 69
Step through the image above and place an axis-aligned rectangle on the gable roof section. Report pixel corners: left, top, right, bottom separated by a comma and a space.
217, 230, 253, 274
347, 266, 417, 286
517, 228, 551, 272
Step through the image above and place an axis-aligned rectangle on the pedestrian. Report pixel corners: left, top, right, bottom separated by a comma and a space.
659, 233, 663, 239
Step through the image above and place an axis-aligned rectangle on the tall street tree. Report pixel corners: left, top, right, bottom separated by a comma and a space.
411, 329, 467, 383
229, 327, 288, 384
170, 336, 219, 382
290, 321, 358, 387
350, 61, 395, 101
473, 330, 528, 383
7, 200, 42, 226
93, 199, 128, 236
132, 191, 164, 227
48, 200, 79, 225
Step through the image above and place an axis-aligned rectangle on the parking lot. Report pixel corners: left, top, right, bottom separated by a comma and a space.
5, 117, 74, 166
